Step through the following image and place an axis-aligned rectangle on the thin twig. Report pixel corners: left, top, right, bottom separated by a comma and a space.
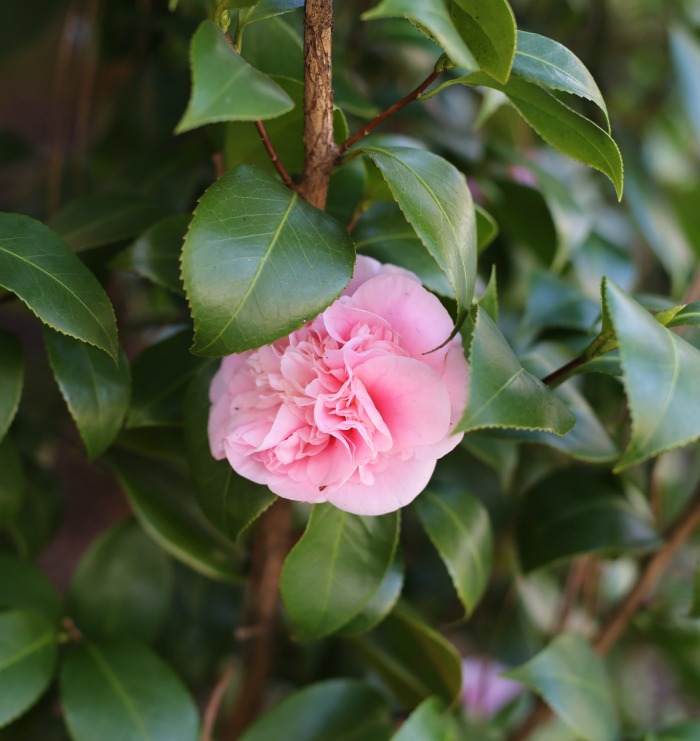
254, 121, 298, 191
201, 662, 236, 741
336, 69, 443, 157
554, 556, 591, 632
541, 354, 590, 388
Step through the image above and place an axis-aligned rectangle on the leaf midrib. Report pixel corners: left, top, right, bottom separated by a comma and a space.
0, 630, 53, 673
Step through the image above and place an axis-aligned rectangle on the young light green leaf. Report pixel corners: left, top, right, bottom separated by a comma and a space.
0, 330, 23, 442
0, 554, 62, 623
44, 329, 130, 460
238, 0, 304, 30
183, 366, 275, 542
450, 0, 516, 84
108, 450, 243, 583
61, 641, 199, 741
664, 301, 700, 328
182, 165, 355, 356
110, 214, 189, 294
512, 31, 609, 129
516, 469, 659, 572
176, 20, 294, 133
415, 490, 492, 617
391, 697, 458, 741
239, 679, 392, 741
0, 437, 24, 528
360, 146, 477, 338
0, 611, 57, 728
0, 214, 118, 359
362, 0, 477, 72
68, 519, 173, 643
457, 308, 575, 435
281, 504, 400, 640
605, 281, 700, 471
48, 194, 170, 252
504, 632, 619, 741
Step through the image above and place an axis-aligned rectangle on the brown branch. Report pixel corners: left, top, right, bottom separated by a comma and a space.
222, 499, 293, 740
298, 0, 337, 209
554, 556, 591, 632
336, 69, 443, 157
201, 662, 235, 741
254, 121, 298, 192
541, 354, 590, 388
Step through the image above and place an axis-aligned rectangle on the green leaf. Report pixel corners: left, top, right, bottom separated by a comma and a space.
604, 281, 700, 471
281, 505, 400, 639
359, 146, 477, 337
110, 215, 189, 294
352, 603, 462, 710
48, 194, 170, 252
504, 632, 619, 741
182, 165, 355, 356
516, 469, 659, 572
475, 204, 499, 253
240, 16, 303, 79
175, 20, 294, 133
0, 331, 23, 442
128, 329, 209, 428
183, 366, 275, 542
238, 0, 304, 30
391, 697, 458, 741
362, 0, 478, 71
478, 265, 498, 322
512, 31, 609, 129
338, 551, 405, 636
108, 450, 243, 583
68, 519, 173, 643
44, 330, 130, 460
665, 301, 700, 328
670, 26, 700, 139
415, 490, 492, 617
450, 0, 516, 84
0, 554, 62, 622
457, 308, 575, 435
522, 271, 598, 333
61, 641, 199, 741
0, 611, 57, 728
653, 722, 700, 740
0, 437, 24, 528
240, 679, 392, 741
0, 214, 118, 359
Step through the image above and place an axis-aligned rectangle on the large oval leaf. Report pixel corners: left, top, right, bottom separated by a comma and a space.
504, 632, 619, 741
239, 679, 392, 741
0, 330, 23, 442
175, 20, 294, 133
280, 504, 400, 639
0, 554, 62, 623
61, 641, 199, 741
359, 146, 477, 337
0, 610, 57, 728
414, 489, 492, 617
44, 329, 130, 460
182, 165, 356, 356
0, 214, 118, 359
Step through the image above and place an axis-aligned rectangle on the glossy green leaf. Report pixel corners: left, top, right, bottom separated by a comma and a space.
240, 16, 303, 78
352, 603, 462, 710
108, 450, 243, 583
0, 214, 118, 359
183, 365, 275, 541
68, 519, 173, 643
0, 555, 62, 622
391, 697, 458, 741
110, 214, 188, 294
0, 610, 57, 728
414, 489, 492, 617
360, 146, 477, 337
475, 204, 499, 253
48, 194, 170, 252
240, 679, 392, 741
0, 437, 23, 528
512, 31, 609, 129
175, 20, 294, 133
182, 165, 355, 356
665, 301, 700, 328
516, 469, 659, 572
128, 329, 209, 428
362, 0, 477, 71
457, 308, 575, 435
605, 281, 700, 471
505, 632, 619, 741
44, 329, 130, 459
238, 0, 304, 29
450, 0, 516, 83
0, 331, 23, 442
281, 505, 399, 639
61, 641, 199, 741
338, 551, 405, 636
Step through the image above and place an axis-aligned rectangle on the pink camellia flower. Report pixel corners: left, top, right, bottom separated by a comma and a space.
207, 256, 468, 516
461, 658, 523, 717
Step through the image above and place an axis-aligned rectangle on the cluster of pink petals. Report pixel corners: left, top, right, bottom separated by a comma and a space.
208, 256, 469, 516
461, 658, 523, 717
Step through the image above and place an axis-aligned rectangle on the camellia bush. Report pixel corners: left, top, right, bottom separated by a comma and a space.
2, 0, 700, 738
